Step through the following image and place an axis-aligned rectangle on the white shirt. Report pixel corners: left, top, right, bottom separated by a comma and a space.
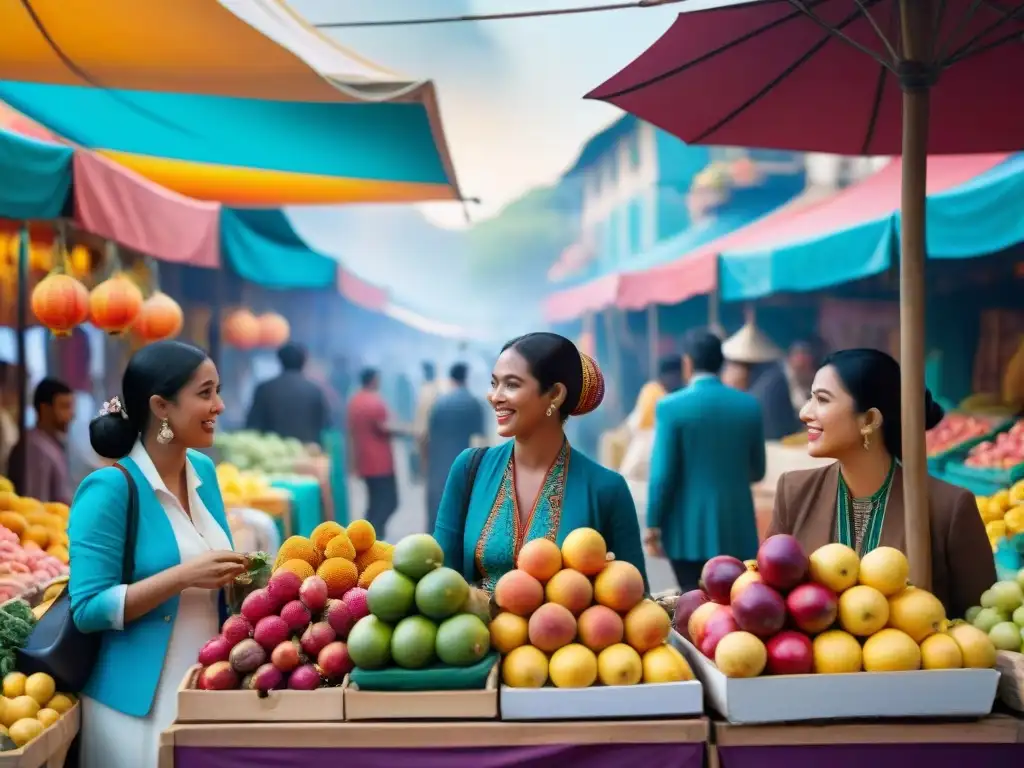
109, 442, 232, 629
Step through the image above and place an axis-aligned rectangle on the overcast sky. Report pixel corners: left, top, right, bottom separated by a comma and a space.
291, 0, 684, 227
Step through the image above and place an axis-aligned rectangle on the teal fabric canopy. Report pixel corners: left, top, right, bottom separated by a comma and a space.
718, 155, 1015, 302
220, 208, 338, 290
0, 126, 71, 219
925, 154, 1024, 260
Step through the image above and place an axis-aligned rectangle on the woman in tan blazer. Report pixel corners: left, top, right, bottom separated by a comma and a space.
767, 348, 994, 619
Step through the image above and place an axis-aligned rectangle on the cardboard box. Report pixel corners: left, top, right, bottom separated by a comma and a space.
343, 662, 499, 721
176, 664, 344, 723
0, 702, 79, 768
675, 635, 1000, 724
501, 679, 704, 721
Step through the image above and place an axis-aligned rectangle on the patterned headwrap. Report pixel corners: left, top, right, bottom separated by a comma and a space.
572, 352, 606, 416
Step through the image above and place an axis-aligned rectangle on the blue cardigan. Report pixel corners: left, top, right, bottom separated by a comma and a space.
433, 441, 648, 588
68, 450, 232, 717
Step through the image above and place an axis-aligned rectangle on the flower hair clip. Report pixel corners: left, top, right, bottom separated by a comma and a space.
99, 396, 127, 419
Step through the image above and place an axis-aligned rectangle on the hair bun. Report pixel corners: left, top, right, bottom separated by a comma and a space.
89, 412, 139, 460
923, 389, 945, 431
572, 353, 606, 416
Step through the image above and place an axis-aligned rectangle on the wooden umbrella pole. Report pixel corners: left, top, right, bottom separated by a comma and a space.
898, 0, 934, 590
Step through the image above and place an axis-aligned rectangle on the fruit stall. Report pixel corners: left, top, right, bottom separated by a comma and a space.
152, 518, 1024, 767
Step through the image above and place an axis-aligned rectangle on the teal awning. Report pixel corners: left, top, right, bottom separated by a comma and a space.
220, 208, 337, 290
0, 126, 71, 219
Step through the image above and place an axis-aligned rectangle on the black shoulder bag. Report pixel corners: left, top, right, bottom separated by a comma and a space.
462, 447, 488, 528
17, 463, 139, 691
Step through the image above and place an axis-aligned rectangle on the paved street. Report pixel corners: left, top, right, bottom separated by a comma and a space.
346, 441, 680, 594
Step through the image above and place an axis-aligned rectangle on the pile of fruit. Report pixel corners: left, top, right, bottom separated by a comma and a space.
675, 535, 997, 678
0, 484, 70, 566
348, 534, 492, 671
964, 569, 1024, 653
194, 520, 395, 692
964, 418, 1024, 470
492, 528, 692, 689
926, 413, 998, 457
976, 480, 1024, 551
213, 431, 310, 474
215, 463, 290, 510
0, 671, 75, 750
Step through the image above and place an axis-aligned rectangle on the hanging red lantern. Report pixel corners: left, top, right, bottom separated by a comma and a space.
30, 273, 90, 336
222, 308, 261, 350
89, 273, 144, 335
257, 312, 290, 348
134, 291, 184, 343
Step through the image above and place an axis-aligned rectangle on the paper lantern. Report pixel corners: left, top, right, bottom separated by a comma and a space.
31, 273, 90, 335
134, 292, 184, 343
89, 273, 144, 335
222, 308, 261, 349
257, 312, 290, 348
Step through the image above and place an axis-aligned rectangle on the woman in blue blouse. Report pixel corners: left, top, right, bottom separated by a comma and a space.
433, 333, 648, 591
69, 341, 247, 768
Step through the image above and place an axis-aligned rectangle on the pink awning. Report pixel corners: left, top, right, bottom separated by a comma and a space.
618, 250, 718, 311
338, 268, 389, 312
543, 273, 621, 324
72, 150, 220, 268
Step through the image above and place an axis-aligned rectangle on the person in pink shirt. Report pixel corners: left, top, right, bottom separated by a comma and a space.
346, 368, 398, 536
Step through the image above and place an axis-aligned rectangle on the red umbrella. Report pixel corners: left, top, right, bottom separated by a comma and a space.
587, 0, 1024, 589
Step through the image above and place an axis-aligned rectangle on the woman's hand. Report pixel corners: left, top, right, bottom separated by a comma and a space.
180, 551, 249, 590
644, 527, 665, 558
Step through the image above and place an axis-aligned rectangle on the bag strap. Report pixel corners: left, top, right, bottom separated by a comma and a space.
460, 447, 488, 530
112, 463, 139, 585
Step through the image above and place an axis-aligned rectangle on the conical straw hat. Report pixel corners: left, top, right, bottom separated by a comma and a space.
722, 322, 783, 364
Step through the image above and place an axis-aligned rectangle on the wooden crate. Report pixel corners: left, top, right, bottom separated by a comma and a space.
0, 702, 79, 768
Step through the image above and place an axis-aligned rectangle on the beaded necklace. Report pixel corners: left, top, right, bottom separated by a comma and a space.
835, 460, 896, 555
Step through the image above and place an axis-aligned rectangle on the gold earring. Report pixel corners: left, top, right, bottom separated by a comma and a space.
862, 430, 871, 451
546, 405, 555, 417
157, 419, 174, 445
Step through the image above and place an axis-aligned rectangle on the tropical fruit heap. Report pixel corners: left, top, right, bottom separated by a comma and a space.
215, 462, 290, 510
492, 528, 692, 689
0, 670, 75, 750
194, 519, 394, 692
347, 533, 493, 672
0, 480, 71, 602
964, 418, 1024, 470
976, 479, 1024, 552
674, 535, 997, 678
964, 568, 1024, 653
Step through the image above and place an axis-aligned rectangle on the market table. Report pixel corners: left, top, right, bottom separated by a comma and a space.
160, 718, 708, 768
708, 713, 1024, 768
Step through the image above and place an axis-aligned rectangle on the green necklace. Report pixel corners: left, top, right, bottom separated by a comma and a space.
836, 460, 896, 555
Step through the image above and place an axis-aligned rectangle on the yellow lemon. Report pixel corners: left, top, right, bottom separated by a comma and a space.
862, 629, 922, 672
24, 673, 55, 706
992, 490, 1011, 512
2, 696, 39, 727
641, 644, 694, 683
838, 585, 890, 636
986, 520, 1007, 539
45, 694, 74, 714
1004, 506, 1024, 536
857, 547, 909, 596
8, 717, 43, 747
920, 633, 963, 670
980, 502, 1005, 524
2, 673, 25, 699
501, 645, 549, 689
548, 644, 598, 688
1010, 480, 1024, 505
887, 587, 947, 643
35, 708, 59, 728
947, 622, 998, 668
812, 630, 862, 673
596, 643, 643, 686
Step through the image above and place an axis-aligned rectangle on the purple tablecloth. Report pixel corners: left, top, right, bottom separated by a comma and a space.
175, 742, 703, 768
719, 742, 1023, 768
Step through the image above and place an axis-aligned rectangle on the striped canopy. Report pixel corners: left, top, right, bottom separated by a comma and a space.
0, 0, 460, 205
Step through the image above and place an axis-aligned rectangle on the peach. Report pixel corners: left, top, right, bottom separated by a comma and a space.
594, 560, 645, 613
560, 528, 608, 576
517, 538, 562, 583
577, 604, 624, 652
545, 569, 594, 616
528, 602, 577, 652
494, 569, 545, 617
688, 601, 721, 648
625, 599, 672, 654
730, 569, 763, 603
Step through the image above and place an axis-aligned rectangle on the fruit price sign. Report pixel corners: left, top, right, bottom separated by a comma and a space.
672, 535, 1001, 724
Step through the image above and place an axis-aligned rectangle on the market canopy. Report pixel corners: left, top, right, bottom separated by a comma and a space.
0, 0, 460, 205
719, 154, 1009, 301
0, 125, 70, 219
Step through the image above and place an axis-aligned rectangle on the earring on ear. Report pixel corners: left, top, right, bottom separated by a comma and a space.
861, 429, 871, 451
157, 419, 174, 445
546, 404, 555, 417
